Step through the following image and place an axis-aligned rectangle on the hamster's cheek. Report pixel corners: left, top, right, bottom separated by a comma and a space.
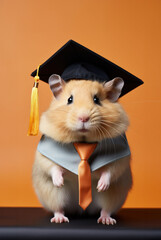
66, 112, 77, 131
90, 112, 101, 127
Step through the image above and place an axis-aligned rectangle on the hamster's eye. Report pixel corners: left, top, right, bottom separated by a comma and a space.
67, 95, 73, 104
93, 95, 101, 105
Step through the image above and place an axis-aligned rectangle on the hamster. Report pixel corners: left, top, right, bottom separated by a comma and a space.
32, 74, 132, 224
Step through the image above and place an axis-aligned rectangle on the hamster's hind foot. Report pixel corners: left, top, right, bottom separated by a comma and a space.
97, 209, 116, 225
50, 211, 69, 223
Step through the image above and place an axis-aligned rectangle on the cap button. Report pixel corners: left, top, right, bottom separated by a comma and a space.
34, 76, 40, 82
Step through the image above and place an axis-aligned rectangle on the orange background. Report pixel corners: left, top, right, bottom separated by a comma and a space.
0, 0, 161, 208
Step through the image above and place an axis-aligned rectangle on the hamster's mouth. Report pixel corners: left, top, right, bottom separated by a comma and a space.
76, 122, 90, 133
79, 128, 89, 133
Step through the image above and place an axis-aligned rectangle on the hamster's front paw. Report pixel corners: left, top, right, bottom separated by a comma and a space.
50, 166, 64, 187
97, 171, 110, 192
52, 175, 64, 187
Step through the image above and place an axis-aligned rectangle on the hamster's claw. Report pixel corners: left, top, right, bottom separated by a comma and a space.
51, 212, 69, 223
97, 209, 116, 225
97, 179, 109, 192
97, 173, 110, 192
97, 216, 116, 225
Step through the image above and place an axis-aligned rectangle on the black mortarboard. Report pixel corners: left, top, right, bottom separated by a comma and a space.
28, 40, 143, 136
31, 39, 143, 97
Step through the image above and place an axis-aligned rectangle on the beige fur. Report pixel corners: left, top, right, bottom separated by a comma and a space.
32, 79, 132, 223
39, 80, 129, 143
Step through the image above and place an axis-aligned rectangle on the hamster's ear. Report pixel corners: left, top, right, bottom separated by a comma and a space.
48, 74, 65, 98
103, 77, 124, 102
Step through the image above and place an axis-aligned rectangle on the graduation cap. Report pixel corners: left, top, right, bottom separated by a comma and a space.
28, 39, 143, 136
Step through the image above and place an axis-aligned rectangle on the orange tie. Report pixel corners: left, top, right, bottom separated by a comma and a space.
73, 142, 97, 210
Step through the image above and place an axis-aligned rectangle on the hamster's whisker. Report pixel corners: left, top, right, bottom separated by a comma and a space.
106, 122, 128, 141
91, 116, 101, 122
93, 125, 107, 153
90, 120, 100, 127
100, 120, 122, 131
94, 124, 106, 138
96, 125, 116, 153
102, 119, 126, 128
99, 124, 116, 153
90, 120, 116, 143
95, 125, 111, 150
99, 120, 127, 142
95, 124, 111, 144
96, 125, 106, 139
94, 126, 103, 141
89, 108, 97, 117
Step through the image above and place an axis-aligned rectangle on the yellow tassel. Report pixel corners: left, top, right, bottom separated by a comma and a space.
27, 66, 40, 136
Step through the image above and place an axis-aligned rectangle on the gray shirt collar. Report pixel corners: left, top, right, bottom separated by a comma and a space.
37, 134, 131, 175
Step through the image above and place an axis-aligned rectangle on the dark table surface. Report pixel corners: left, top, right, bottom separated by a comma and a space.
0, 208, 161, 239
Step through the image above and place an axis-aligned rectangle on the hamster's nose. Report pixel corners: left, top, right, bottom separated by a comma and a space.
78, 116, 90, 123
